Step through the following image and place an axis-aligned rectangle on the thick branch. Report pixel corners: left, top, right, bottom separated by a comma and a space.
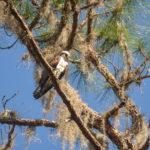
7, 2, 103, 149
48, 0, 70, 44
0, 118, 57, 128
66, 0, 79, 50
139, 136, 150, 150
87, 45, 141, 149
29, 0, 49, 31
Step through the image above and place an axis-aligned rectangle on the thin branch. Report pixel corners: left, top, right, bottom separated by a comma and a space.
32, 22, 47, 30
77, 10, 114, 33
93, 10, 114, 17
0, 129, 4, 145
138, 45, 146, 58
2, 92, 18, 110
4, 25, 13, 37
80, 2, 99, 10
98, 40, 118, 55
131, 56, 150, 76
77, 17, 88, 32
3, 125, 16, 150
69, 59, 81, 64
99, 55, 120, 71
104, 102, 125, 119
0, 38, 18, 50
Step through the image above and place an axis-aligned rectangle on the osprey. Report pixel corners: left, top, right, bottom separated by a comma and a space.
33, 51, 70, 99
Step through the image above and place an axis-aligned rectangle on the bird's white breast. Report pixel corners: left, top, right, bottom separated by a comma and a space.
56, 57, 68, 72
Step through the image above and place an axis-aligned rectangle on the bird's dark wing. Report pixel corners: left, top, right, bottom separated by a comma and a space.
50, 56, 60, 68
33, 79, 53, 99
33, 56, 61, 99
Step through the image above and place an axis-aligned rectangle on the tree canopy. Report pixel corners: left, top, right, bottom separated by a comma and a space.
0, 0, 150, 150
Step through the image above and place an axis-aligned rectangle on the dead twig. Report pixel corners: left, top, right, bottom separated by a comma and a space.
2, 91, 18, 110
0, 38, 18, 50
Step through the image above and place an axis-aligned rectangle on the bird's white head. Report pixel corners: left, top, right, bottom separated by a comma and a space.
61, 51, 70, 57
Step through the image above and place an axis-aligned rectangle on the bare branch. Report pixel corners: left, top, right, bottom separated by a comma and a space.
138, 45, 146, 58
80, 2, 99, 10
77, 17, 88, 32
131, 56, 150, 76
104, 102, 125, 119
94, 10, 114, 17
2, 125, 16, 150
2, 92, 18, 110
29, 0, 49, 31
0, 38, 18, 50
99, 55, 120, 72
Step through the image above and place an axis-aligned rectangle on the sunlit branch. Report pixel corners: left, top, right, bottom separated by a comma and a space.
131, 56, 150, 75
32, 22, 47, 30
87, 45, 143, 146
125, 49, 132, 70
104, 102, 125, 119
139, 136, 150, 150
77, 17, 88, 32
6, 2, 103, 149
0, 118, 57, 128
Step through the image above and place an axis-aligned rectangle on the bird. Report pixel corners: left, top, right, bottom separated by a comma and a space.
33, 51, 70, 99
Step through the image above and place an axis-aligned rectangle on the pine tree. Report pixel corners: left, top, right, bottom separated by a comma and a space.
0, 0, 150, 149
